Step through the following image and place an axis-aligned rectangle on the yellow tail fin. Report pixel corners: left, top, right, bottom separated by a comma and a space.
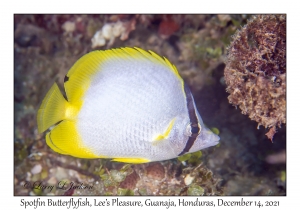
37, 83, 68, 133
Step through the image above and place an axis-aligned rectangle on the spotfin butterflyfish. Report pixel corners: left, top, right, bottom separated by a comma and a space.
37, 47, 220, 163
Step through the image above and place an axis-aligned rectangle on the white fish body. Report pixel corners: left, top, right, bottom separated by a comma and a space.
37, 47, 220, 163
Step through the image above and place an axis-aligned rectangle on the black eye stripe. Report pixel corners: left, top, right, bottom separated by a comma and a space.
178, 83, 201, 156
191, 125, 200, 134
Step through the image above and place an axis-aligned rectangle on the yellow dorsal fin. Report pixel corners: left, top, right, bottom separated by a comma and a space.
64, 47, 184, 103
64, 50, 104, 103
153, 118, 176, 143
112, 157, 150, 164
134, 47, 184, 91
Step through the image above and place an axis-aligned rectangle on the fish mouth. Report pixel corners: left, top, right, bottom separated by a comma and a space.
210, 132, 220, 145
199, 127, 220, 148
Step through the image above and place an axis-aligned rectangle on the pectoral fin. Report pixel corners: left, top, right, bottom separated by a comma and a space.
153, 118, 176, 144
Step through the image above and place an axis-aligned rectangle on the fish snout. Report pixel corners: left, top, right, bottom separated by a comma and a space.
199, 127, 220, 148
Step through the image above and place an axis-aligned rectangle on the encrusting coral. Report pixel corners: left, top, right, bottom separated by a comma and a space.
224, 15, 286, 140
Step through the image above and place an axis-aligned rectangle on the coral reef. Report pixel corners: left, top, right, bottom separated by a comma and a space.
158, 15, 180, 39
91, 19, 136, 48
14, 150, 223, 196
224, 15, 286, 140
145, 163, 165, 181
99, 161, 223, 196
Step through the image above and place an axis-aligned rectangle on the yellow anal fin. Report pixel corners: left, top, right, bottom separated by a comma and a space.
46, 132, 69, 155
153, 118, 176, 144
112, 157, 150, 164
46, 120, 101, 158
37, 83, 68, 133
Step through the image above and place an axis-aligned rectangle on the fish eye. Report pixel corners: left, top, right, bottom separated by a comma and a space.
191, 125, 200, 134
185, 123, 201, 137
